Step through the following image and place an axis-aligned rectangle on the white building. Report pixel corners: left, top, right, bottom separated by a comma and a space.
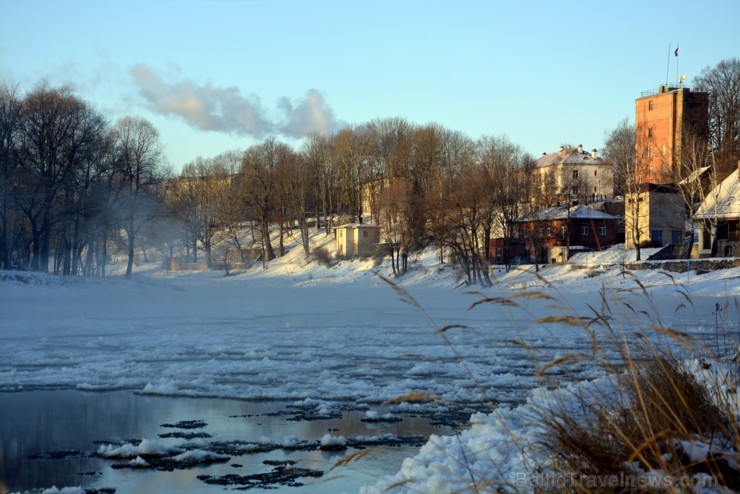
335, 224, 381, 258
693, 166, 740, 257
533, 144, 614, 202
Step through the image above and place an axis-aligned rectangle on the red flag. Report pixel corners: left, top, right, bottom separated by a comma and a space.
675, 47, 679, 56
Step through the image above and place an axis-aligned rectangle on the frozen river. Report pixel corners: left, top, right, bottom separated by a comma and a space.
0, 267, 728, 492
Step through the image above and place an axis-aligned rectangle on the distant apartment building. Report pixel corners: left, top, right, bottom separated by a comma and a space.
532, 144, 613, 204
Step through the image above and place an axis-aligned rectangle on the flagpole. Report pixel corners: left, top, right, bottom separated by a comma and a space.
675, 43, 680, 85
666, 43, 671, 87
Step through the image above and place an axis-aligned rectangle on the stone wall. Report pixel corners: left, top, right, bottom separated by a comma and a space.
624, 258, 740, 273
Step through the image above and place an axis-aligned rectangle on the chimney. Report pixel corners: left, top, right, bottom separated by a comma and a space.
577, 144, 583, 153
591, 149, 598, 159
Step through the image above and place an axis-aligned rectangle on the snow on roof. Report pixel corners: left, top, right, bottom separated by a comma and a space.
536, 146, 608, 169
336, 223, 379, 229
679, 166, 711, 186
694, 169, 740, 220
517, 204, 619, 222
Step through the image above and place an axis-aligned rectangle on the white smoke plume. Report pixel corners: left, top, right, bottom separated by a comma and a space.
130, 64, 343, 138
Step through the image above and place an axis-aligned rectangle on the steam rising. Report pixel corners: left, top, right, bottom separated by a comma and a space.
130, 64, 343, 138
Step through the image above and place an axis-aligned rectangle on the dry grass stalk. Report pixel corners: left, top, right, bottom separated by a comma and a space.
382, 392, 441, 405
540, 350, 739, 492
326, 449, 370, 474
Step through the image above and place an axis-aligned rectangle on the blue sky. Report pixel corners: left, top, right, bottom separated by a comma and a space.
1, 0, 738, 171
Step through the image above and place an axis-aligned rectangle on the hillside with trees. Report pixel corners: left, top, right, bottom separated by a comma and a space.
2, 58, 737, 283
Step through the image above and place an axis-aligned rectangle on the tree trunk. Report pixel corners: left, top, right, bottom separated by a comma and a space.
299, 217, 310, 262
125, 221, 135, 280
261, 217, 275, 261
1, 197, 10, 270
204, 240, 212, 267
30, 223, 41, 271
39, 213, 51, 273
278, 222, 285, 257
100, 228, 108, 277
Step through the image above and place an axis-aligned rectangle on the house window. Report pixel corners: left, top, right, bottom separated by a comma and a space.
599, 225, 607, 236
647, 147, 653, 158
539, 227, 544, 237
572, 169, 579, 179
650, 229, 663, 246
648, 100, 654, 110
363, 230, 368, 238
546, 226, 552, 236
594, 170, 597, 176
561, 225, 566, 239
524, 227, 530, 237
661, 144, 667, 156
648, 127, 653, 138
671, 230, 682, 244
581, 225, 588, 235
727, 220, 740, 241
702, 227, 711, 249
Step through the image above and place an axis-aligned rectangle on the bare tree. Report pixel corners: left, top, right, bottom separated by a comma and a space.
332, 126, 373, 223
212, 150, 247, 261
669, 132, 717, 258
366, 118, 414, 224
54, 120, 110, 276
443, 165, 494, 285
694, 58, 740, 178
519, 153, 548, 270
479, 136, 525, 271
377, 179, 413, 276
604, 119, 650, 261
110, 116, 165, 279
0, 83, 22, 270
603, 119, 635, 197
172, 157, 229, 267
286, 151, 319, 262
407, 125, 474, 250
241, 138, 294, 267
477, 136, 521, 262
15, 83, 107, 272
303, 133, 335, 235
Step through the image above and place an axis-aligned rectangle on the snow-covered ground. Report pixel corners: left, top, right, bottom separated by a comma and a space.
1, 241, 738, 493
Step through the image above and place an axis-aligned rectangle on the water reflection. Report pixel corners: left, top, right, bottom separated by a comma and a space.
0, 390, 449, 493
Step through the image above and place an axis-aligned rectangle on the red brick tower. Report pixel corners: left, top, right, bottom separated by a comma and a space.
634, 85, 708, 184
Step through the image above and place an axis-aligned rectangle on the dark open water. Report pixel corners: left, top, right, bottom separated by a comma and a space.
0, 390, 449, 494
